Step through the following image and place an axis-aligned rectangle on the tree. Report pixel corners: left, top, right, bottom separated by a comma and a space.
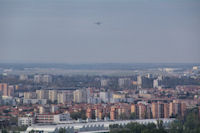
130, 112, 137, 120
169, 120, 183, 133
109, 107, 200, 133
2, 129, 8, 133
157, 120, 167, 133
70, 110, 86, 120
119, 113, 128, 120
110, 128, 130, 133
58, 128, 66, 133
29, 130, 35, 133
169, 107, 200, 133
183, 109, 200, 133
110, 122, 168, 133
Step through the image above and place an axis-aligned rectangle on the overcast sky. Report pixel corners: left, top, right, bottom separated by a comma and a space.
0, 0, 199, 63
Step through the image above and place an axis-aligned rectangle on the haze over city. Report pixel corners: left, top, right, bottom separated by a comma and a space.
0, 0, 200, 63
0, 0, 200, 133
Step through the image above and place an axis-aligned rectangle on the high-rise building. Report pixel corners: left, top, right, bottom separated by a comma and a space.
0, 84, 14, 97
39, 106, 46, 114
86, 108, 92, 119
57, 92, 66, 104
48, 90, 57, 103
110, 104, 130, 120
100, 79, 109, 87
43, 75, 52, 83
19, 75, 28, 81
131, 104, 136, 113
152, 102, 158, 119
7, 85, 14, 97
118, 78, 131, 88
164, 103, 169, 118
34, 75, 42, 83
169, 102, 179, 117
146, 73, 153, 78
110, 106, 117, 120
15, 85, 19, 90
73, 89, 87, 103
152, 102, 165, 118
181, 102, 186, 117
138, 103, 146, 119
36, 90, 49, 99
86, 107, 96, 119
65, 90, 73, 103
137, 76, 142, 89
0, 83, 8, 96
146, 105, 152, 119
86, 106, 103, 120
131, 104, 139, 118
169, 102, 175, 117
158, 75, 163, 81
158, 102, 164, 118
100, 92, 109, 103
51, 105, 58, 113
153, 79, 159, 88
174, 103, 181, 116
24, 92, 32, 99
117, 106, 128, 118
24, 92, 36, 99
169, 101, 186, 117
95, 108, 103, 119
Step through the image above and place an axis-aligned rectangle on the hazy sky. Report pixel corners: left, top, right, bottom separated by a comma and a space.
0, 0, 200, 63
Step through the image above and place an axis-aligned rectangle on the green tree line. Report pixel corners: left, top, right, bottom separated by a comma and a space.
110, 108, 200, 133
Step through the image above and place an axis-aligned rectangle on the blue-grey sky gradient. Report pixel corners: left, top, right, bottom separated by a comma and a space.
0, 0, 200, 63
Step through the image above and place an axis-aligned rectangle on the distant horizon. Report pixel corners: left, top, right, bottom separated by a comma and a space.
0, 62, 200, 65
0, 62, 199, 71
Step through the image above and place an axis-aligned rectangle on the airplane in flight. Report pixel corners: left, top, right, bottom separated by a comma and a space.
95, 22, 102, 25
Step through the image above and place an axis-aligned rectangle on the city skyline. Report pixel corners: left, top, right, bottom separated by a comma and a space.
1, 1, 200, 132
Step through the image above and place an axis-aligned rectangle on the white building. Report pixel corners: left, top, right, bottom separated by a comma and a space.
23, 99, 47, 105
19, 75, 28, 80
101, 79, 109, 87
137, 76, 142, 89
53, 113, 71, 123
139, 89, 148, 94
24, 92, 36, 99
26, 118, 175, 133
35, 113, 72, 124
100, 92, 109, 103
57, 92, 66, 104
153, 79, 159, 88
39, 106, 46, 114
18, 117, 34, 126
51, 105, 58, 113
48, 90, 57, 103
